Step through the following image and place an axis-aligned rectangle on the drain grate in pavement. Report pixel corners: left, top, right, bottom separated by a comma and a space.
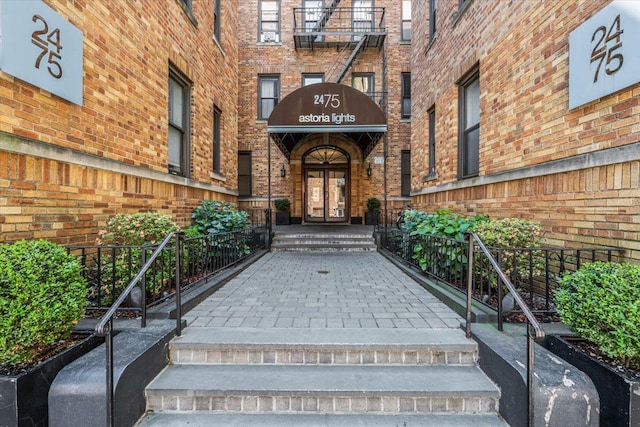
317, 270, 329, 274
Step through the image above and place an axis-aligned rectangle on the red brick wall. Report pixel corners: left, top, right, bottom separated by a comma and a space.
411, 0, 640, 260
0, 0, 239, 244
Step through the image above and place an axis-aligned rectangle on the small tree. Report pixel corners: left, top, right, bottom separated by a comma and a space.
366, 197, 381, 211
274, 198, 291, 212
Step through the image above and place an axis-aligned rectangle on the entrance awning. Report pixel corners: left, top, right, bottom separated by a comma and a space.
267, 83, 387, 159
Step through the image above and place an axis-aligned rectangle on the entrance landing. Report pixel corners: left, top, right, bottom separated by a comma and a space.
183, 252, 463, 329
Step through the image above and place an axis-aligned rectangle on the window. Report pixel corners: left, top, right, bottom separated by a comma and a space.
213, 106, 221, 173
401, 73, 411, 119
429, 0, 437, 39
238, 151, 252, 197
304, 0, 324, 41
168, 68, 190, 177
303, 73, 324, 86
353, 0, 373, 39
258, 75, 280, 120
352, 73, 374, 98
213, 0, 221, 41
459, 70, 480, 178
428, 107, 436, 176
259, 0, 280, 42
401, 150, 411, 197
401, 0, 411, 41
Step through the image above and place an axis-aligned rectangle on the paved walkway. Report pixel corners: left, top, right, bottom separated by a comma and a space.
184, 252, 463, 329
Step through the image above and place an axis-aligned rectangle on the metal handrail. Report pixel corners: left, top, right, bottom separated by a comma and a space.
466, 232, 544, 427
94, 231, 182, 427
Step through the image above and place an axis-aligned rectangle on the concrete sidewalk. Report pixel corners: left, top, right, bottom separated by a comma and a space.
183, 252, 463, 329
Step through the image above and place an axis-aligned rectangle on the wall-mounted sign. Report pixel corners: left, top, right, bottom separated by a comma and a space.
0, 0, 83, 105
569, 1, 640, 109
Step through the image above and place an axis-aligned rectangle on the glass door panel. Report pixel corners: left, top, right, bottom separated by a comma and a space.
306, 170, 325, 221
328, 170, 346, 220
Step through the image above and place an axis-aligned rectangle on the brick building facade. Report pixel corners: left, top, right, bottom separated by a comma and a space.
0, 0, 239, 244
236, 0, 412, 224
411, 0, 640, 260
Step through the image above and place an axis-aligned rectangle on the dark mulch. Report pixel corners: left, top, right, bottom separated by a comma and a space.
570, 339, 640, 382
0, 334, 88, 376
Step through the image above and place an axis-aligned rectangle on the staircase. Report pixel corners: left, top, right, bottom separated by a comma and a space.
270, 228, 377, 252
138, 328, 507, 426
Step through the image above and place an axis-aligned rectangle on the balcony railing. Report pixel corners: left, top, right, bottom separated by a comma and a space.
293, 7, 386, 49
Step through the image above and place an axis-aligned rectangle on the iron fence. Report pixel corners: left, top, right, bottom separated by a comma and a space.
380, 229, 625, 318
66, 227, 267, 314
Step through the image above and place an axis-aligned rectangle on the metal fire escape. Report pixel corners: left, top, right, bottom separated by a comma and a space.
293, 4, 386, 84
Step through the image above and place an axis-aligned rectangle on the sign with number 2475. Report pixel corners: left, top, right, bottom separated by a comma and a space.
0, 0, 83, 105
569, 1, 640, 110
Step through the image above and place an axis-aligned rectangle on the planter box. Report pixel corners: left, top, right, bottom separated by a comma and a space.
364, 211, 379, 225
546, 335, 640, 427
275, 211, 290, 225
0, 333, 103, 427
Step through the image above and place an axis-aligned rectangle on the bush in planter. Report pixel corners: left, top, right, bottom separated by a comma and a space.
96, 212, 179, 305
0, 240, 88, 365
473, 217, 545, 290
191, 200, 250, 234
274, 198, 291, 212
555, 261, 640, 368
366, 197, 381, 212
409, 209, 488, 274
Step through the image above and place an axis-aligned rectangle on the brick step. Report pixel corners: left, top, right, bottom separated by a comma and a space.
137, 412, 509, 426
271, 231, 376, 252
145, 364, 501, 415
272, 237, 375, 245
170, 328, 477, 366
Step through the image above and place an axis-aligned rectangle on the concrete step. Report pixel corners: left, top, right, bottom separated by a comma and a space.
137, 412, 510, 426
270, 243, 377, 252
271, 232, 377, 252
170, 328, 478, 366
145, 364, 501, 415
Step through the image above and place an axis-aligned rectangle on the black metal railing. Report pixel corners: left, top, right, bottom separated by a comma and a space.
466, 233, 544, 426
293, 7, 386, 36
66, 228, 267, 314
380, 229, 624, 317
73, 226, 268, 426
94, 231, 181, 427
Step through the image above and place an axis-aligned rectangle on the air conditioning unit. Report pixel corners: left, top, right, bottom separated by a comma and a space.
262, 31, 277, 42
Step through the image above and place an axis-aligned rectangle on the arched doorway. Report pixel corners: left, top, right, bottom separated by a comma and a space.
303, 146, 349, 223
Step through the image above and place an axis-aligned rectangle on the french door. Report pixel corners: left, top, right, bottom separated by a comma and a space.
305, 168, 348, 223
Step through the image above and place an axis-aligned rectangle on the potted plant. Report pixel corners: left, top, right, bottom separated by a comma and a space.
274, 198, 291, 225
548, 261, 640, 427
0, 240, 99, 426
364, 197, 381, 225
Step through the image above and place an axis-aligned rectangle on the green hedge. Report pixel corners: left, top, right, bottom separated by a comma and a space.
555, 261, 640, 368
0, 240, 88, 365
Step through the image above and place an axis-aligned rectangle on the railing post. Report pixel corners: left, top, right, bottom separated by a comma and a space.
466, 233, 473, 339
527, 323, 536, 427
141, 248, 147, 328
105, 319, 114, 427
265, 208, 272, 251
175, 231, 182, 337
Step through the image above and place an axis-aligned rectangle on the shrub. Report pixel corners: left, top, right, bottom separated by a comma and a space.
409, 209, 488, 274
97, 212, 178, 245
191, 200, 250, 235
473, 218, 544, 288
96, 212, 178, 305
555, 261, 640, 368
274, 198, 290, 212
0, 240, 88, 365
366, 197, 381, 211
